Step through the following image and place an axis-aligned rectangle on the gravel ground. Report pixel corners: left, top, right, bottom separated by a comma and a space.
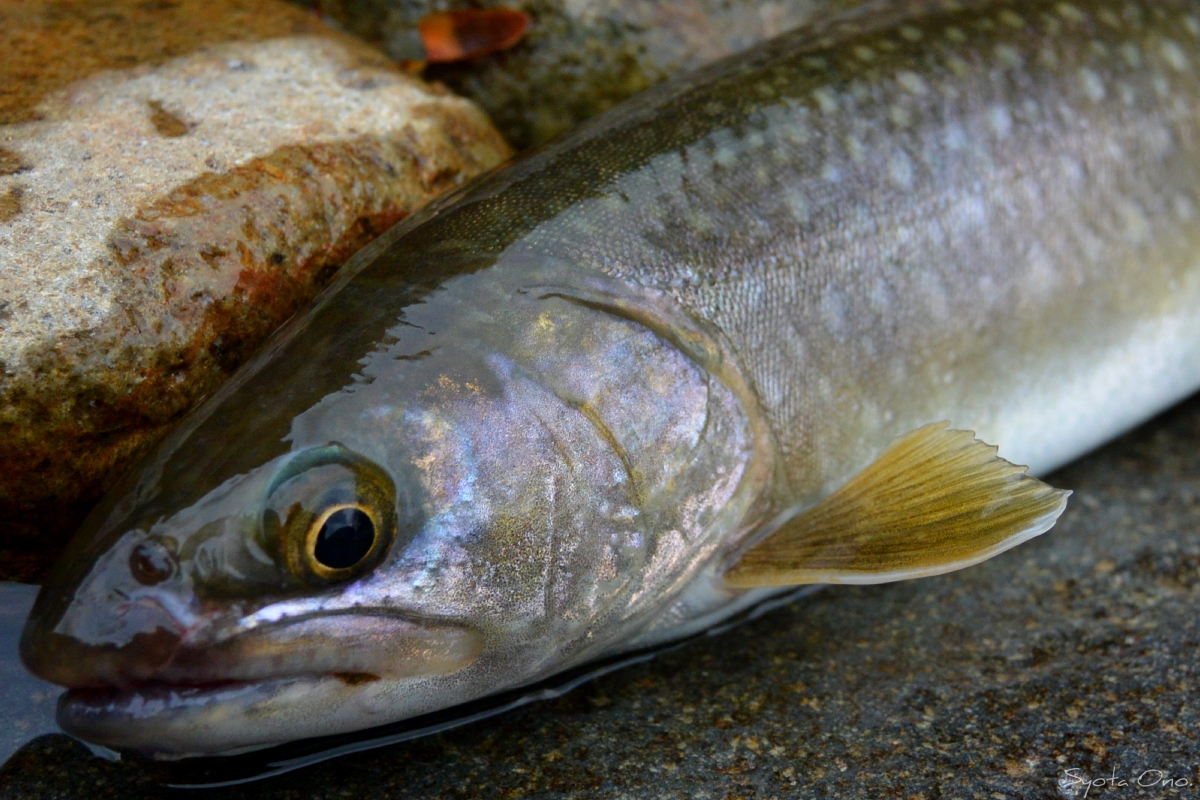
2, 392, 1198, 799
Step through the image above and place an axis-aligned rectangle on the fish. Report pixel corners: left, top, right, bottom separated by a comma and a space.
20, 0, 1200, 759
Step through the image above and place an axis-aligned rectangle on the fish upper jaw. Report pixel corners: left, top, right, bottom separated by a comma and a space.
23, 603, 480, 690
21, 586, 482, 753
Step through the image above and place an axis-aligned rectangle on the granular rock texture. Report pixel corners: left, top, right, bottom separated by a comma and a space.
2, 0, 380, 126
0, 1, 511, 577
1, 392, 1197, 799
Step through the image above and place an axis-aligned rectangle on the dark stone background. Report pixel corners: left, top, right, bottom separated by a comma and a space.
2, 393, 1198, 799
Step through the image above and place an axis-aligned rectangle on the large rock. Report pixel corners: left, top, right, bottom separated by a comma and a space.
304, 0, 936, 148
0, 0, 511, 578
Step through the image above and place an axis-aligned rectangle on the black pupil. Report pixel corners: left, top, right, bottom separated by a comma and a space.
313, 508, 376, 570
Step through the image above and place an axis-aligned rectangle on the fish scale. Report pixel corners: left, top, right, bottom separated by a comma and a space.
518, 0, 1200, 494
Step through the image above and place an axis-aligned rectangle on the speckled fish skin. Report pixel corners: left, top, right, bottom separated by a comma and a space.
21, 0, 1200, 756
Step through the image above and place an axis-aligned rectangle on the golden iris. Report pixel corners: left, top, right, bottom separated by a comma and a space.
263, 445, 398, 585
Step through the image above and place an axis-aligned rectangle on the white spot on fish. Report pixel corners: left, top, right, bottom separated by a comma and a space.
900, 26, 923, 41
1059, 155, 1084, 186
958, 194, 988, 227
1161, 40, 1190, 72
845, 135, 867, 163
945, 26, 966, 43
783, 186, 810, 222
916, 270, 949, 320
946, 55, 970, 76
1098, 8, 1121, 27
1056, 3, 1085, 23
1118, 199, 1150, 245
813, 87, 838, 113
854, 45, 876, 61
1174, 193, 1195, 223
1186, 15, 1200, 37
890, 105, 911, 127
999, 9, 1024, 28
943, 121, 968, 150
821, 288, 847, 335
1143, 124, 1174, 159
994, 44, 1024, 69
687, 208, 714, 234
1022, 241, 1063, 302
822, 163, 842, 183
896, 70, 928, 95
869, 277, 892, 312
1120, 42, 1142, 67
1079, 68, 1106, 102
1039, 45, 1060, 70
889, 151, 913, 188
989, 105, 1013, 139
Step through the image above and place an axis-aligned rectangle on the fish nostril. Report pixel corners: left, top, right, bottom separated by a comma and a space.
129, 537, 177, 586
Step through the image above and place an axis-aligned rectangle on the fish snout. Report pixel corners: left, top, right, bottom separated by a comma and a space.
20, 592, 186, 689
23, 589, 482, 693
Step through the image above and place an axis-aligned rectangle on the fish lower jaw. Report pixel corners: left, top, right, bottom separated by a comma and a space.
56, 672, 395, 758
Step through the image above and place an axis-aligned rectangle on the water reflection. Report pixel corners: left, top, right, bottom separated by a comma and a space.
0, 583, 62, 766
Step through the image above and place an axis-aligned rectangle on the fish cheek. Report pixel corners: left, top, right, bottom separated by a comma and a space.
173, 515, 289, 598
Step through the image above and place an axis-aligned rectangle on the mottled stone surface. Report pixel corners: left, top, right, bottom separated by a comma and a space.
1, 0, 335, 127
2, 392, 1197, 798
302, 0, 917, 148
0, 0, 511, 578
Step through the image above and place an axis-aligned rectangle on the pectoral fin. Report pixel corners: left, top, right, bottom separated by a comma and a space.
724, 422, 1069, 587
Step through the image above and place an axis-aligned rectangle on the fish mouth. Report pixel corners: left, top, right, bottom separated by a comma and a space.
30, 611, 483, 756
57, 673, 386, 757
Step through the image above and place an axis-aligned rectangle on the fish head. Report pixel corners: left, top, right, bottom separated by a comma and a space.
20, 257, 771, 757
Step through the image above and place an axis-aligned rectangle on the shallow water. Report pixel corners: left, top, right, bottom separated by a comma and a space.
0, 583, 62, 766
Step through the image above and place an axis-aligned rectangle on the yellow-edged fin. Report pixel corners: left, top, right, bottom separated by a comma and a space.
724, 422, 1070, 587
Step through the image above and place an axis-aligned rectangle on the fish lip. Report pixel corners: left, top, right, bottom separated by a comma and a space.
55, 673, 329, 756
55, 668, 435, 758
48, 610, 482, 756
30, 608, 482, 691
58, 672, 346, 718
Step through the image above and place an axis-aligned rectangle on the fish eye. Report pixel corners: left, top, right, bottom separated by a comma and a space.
263, 445, 398, 585
309, 505, 378, 571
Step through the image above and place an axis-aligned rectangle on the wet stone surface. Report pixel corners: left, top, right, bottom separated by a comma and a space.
303, 0, 945, 149
0, 0, 511, 579
2, 392, 1198, 798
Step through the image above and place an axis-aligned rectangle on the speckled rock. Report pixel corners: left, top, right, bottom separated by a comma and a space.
0, 0, 511, 577
301, 0, 943, 148
2, 392, 1198, 798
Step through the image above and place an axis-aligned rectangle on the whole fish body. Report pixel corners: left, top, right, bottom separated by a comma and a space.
20, 0, 1200, 757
